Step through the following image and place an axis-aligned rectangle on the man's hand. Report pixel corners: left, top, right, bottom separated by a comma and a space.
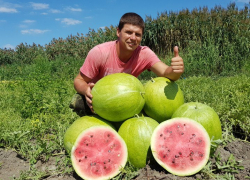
85, 82, 95, 113
150, 46, 184, 81
171, 46, 184, 74
74, 72, 95, 112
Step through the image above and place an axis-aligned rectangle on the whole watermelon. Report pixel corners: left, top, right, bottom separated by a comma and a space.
172, 102, 222, 141
91, 73, 145, 122
118, 116, 159, 168
143, 77, 184, 123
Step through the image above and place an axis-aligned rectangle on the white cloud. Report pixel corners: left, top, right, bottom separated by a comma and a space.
69, 8, 82, 12
66, 7, 82, 12
31, 3, 49, 10
23, 20, 36, 23
50, 9, 63, 13
0, 7, 18, 13
56, 18, 82, 25
21, 29, 50, 34
3, 44, 15, 49
41, 12, 48, 15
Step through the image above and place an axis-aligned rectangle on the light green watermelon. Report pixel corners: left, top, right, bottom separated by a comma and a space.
92, 73, 145, 122
172, 102, 222, 141
143, 77, 184, 123
118, 116, 159, 168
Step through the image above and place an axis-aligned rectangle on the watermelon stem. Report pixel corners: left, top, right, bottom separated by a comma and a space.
140, 92, 145, 98
134, 114, 140, 118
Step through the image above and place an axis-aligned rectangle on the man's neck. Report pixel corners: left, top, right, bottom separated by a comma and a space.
116, 41, 133, 63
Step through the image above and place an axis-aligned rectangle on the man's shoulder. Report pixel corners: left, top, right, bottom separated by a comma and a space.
136, 45, 155, 56
138, 45, 152, 51
87, 41, 116, 60
95, 40, 116, 49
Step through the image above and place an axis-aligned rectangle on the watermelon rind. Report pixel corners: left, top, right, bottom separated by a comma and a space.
118, 116, 159, 168
63, 115, 115, 154
151, 117, 210, 176
71, 125, 128, 180
91, 73, 145, 122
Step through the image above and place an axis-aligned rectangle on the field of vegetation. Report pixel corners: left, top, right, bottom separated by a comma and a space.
0, 3, 250, 180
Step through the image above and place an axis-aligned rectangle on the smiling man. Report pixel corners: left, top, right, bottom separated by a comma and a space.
71, 12, 184, 115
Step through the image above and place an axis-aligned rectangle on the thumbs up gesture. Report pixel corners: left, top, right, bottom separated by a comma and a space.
171, 46, 184, 74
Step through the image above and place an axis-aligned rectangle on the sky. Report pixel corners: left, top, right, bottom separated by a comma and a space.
0, 0, 249, 50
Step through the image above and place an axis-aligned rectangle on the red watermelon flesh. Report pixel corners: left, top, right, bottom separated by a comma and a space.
71, 126, 128, 180
151, 118, 210, 176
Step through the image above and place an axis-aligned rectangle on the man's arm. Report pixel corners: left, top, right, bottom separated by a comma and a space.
74, 72, 94, 111
150, 46, 184, 81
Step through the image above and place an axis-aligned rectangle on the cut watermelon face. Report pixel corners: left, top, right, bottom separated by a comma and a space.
71, 126, 128, 180
151, 118, 210, 176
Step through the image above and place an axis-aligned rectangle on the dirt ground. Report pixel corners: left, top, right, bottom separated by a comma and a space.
0, 139, 250, 180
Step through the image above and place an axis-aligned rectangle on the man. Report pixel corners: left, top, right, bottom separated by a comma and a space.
70, 12, 184, 116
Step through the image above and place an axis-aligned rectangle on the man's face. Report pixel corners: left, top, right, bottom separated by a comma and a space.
117, 24, 143, 52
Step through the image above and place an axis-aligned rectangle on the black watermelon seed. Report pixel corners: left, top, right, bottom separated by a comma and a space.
90, 162, 96, 166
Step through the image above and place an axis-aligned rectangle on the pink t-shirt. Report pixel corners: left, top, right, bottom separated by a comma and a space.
80, 41, 161, 83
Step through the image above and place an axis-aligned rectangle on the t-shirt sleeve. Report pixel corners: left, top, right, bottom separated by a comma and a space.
142, 47, 161, 70
80, 46, 102, 79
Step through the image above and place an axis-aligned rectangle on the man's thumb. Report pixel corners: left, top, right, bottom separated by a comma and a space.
89, 82, 95, 89
174, 46, 179, 57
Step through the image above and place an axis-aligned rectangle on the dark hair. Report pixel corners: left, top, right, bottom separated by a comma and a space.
118, 12, 145, 33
